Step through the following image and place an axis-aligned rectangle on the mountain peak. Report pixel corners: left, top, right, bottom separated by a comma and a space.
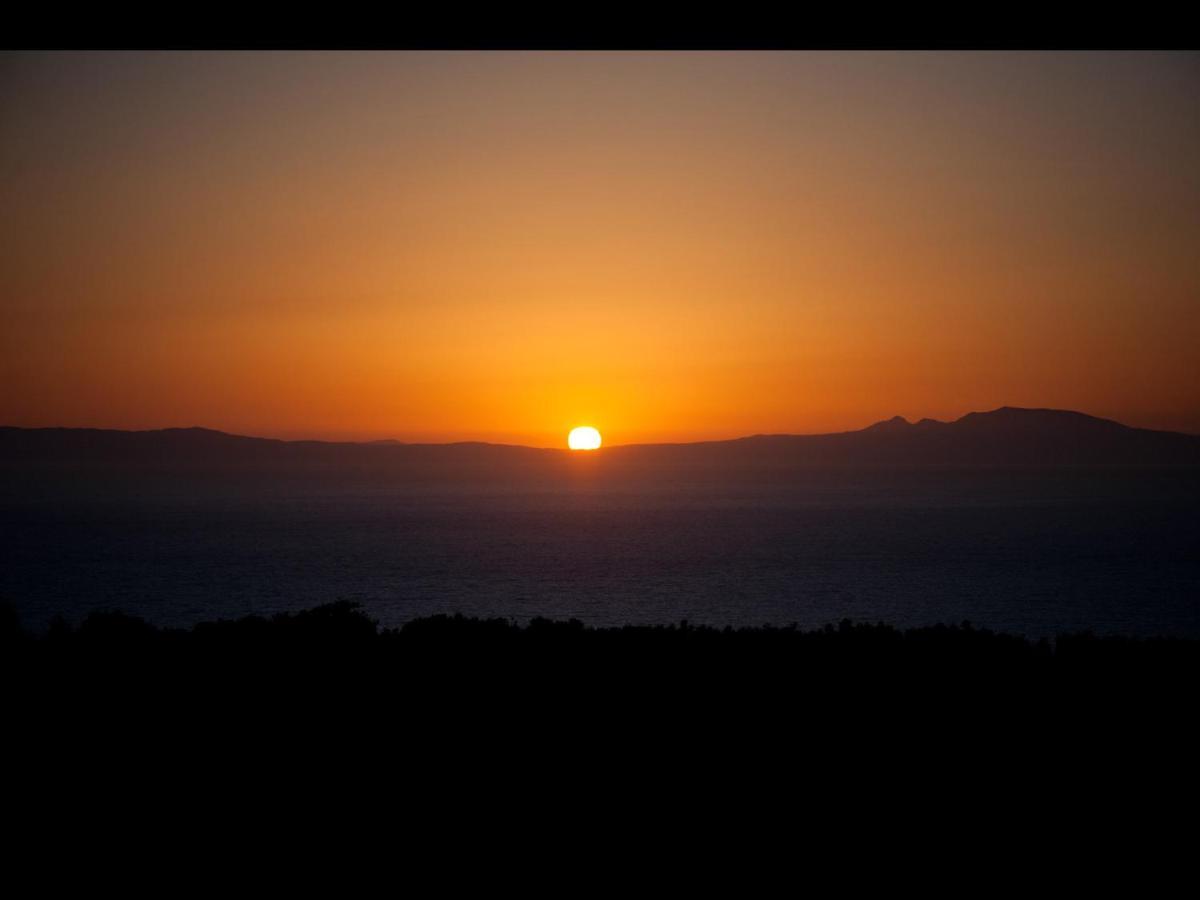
955, 407, 1130, 432
862, 415, 911, 433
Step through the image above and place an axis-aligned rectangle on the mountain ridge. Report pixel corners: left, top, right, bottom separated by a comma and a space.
2, 407, 1198, 469
1, 407, 1188, 446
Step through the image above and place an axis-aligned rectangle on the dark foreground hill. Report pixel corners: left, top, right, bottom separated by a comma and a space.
2, 407, 1198, 480
7, 600, 1199, 819
8, 600, 1199, 728
2, 605, 1185, 856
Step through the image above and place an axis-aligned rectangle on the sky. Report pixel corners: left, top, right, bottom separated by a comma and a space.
2, 51, 1197, 446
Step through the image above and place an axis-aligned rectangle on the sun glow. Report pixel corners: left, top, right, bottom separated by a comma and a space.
567, 426, 602, 450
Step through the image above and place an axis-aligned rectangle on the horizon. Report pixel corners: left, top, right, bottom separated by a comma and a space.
5, 404, 1198, 449
3, 52, 1199, 444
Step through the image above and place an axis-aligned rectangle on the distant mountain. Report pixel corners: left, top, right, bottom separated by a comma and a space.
1, 408, 1198, 475
0, 425, 559, 479
607, 407, 1200, 468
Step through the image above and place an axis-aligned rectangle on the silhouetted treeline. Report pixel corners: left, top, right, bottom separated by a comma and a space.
7, 600, 1200, 707
8, 599, 1200, 809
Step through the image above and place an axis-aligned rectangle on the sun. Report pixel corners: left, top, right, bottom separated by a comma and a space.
567, 426, 602, 450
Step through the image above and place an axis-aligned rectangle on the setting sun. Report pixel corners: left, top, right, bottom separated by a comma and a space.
568, 426, 602, 451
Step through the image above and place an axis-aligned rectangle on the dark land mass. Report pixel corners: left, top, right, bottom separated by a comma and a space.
11, 599, 1198, 835
3, 407, 1199, 482
7, 600, 1199, 743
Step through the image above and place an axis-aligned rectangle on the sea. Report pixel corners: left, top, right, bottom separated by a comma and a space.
3, 466, 1198, 637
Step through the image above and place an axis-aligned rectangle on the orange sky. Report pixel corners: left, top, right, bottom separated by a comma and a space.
2, 51, 1198, 446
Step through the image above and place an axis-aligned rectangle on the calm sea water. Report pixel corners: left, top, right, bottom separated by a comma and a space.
3, 468, 1198, 637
